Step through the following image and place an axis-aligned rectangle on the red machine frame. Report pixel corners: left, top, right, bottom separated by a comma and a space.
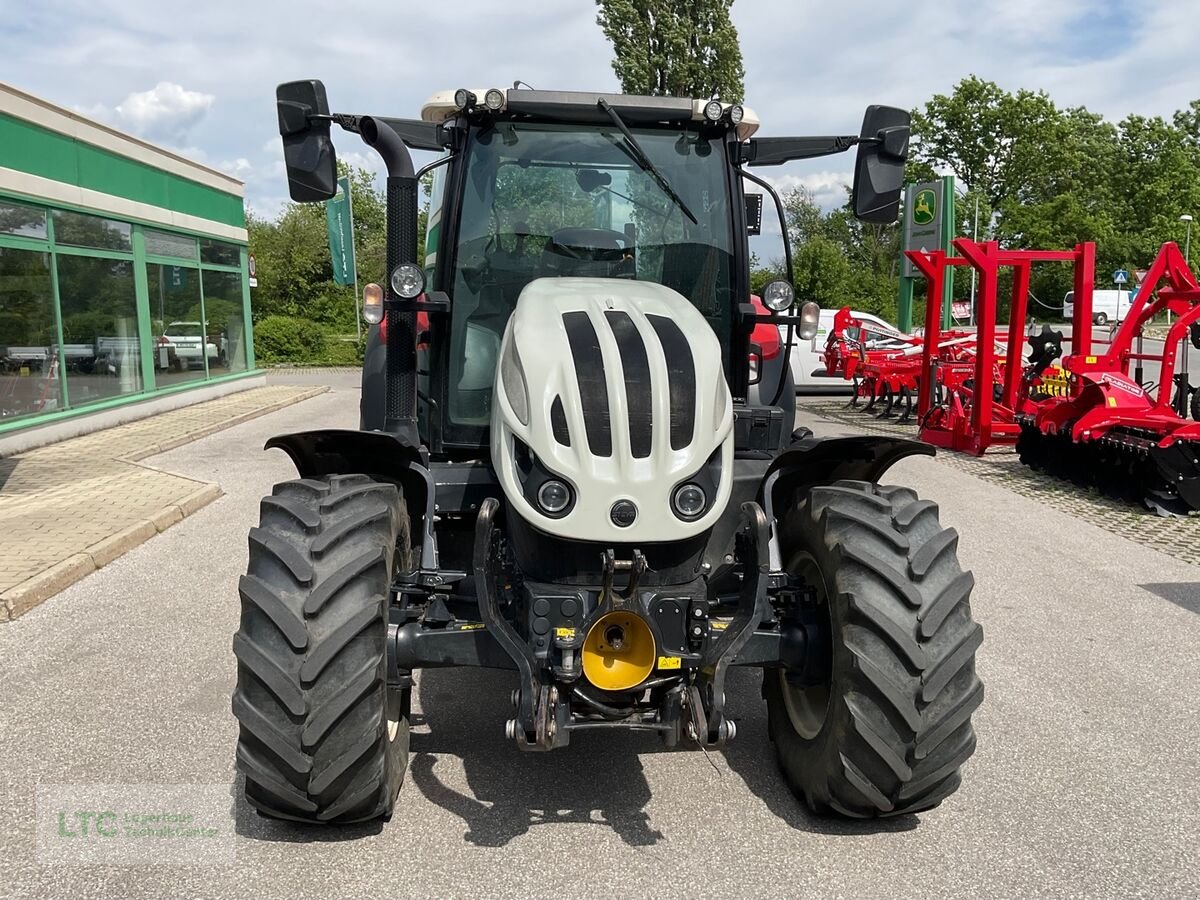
906, 239, 1094, 455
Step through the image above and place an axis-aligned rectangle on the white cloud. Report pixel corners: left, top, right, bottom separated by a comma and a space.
113, 82, 214, 144
7, 0, 1198, 216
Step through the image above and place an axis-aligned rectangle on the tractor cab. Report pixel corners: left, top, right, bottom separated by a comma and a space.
415, 93, 755, 442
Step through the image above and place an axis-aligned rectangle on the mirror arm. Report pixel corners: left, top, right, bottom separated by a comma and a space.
742, 135, 860, 167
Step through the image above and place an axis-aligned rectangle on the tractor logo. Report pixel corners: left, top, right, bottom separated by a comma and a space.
913, 189, 937, 225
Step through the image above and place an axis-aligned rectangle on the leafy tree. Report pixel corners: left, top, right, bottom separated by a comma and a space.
595, 0, 745, 100
248, 163, 398, 333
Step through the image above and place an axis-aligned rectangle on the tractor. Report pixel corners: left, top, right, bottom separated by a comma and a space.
232, 80, 983, 825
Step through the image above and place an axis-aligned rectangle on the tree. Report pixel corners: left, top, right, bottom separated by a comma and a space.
595, 0, 745, 100
248, 163, 394, 332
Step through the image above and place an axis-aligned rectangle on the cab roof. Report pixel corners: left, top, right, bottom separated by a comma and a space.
420, 88, 759, 141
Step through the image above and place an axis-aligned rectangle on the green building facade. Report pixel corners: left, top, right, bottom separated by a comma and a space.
0, 82, 255, 434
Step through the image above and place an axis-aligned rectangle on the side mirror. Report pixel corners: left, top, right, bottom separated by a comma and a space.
851, 106, 910, 223
276, 80, 338, 203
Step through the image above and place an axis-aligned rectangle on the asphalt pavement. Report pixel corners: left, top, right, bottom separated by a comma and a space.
1, 372, 1197, 899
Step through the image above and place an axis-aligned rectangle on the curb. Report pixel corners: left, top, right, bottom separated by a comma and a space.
0, 387, 323, 623
2, 554, 96, 620
1, 485, 224, 621
120, 387, 327, 463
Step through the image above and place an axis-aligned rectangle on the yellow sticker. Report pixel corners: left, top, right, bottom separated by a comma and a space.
1107, 396, 1117, 407
710, 621, 730, 631
554, 627, 576, 640
1086, 355, 1098, 364
657, 656, 682, 669
457, 622, 485, 631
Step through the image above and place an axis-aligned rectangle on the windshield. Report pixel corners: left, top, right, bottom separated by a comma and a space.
443, 121, 735, 434
164, 322, 201, 336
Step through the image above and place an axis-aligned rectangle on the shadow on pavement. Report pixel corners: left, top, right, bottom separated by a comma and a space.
409, 667, 663, 848
410, 665, 919, 844
1140, 582, 1200, 614
718, 667, 920, 836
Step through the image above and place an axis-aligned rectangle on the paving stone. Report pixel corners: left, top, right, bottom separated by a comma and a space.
0, 385, 326, 621
802, 400, 1200, 568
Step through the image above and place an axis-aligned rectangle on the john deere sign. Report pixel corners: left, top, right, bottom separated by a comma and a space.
895, 175, 956, 332
901, 180, 947, 277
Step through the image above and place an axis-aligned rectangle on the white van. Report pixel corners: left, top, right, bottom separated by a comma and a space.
785, 309, 901, 393
1063, 289, 1133, 326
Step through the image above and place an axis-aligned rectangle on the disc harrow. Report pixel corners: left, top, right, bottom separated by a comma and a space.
1017, 241, 1200, 516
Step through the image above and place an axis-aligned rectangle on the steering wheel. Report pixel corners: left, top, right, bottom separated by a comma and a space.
544, 228, 636, 278
545, 228, 629, 260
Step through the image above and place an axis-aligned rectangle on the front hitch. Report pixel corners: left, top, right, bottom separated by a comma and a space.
473, 497, 547, 749
689, 500, 770, 747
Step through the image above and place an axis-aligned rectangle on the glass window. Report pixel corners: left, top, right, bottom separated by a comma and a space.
445, 121, 733, 435
52, 210, 132, 252
145, 228, 197, 260
56, 256, 141, 405
0, 201, 48, 240
0, 248, 62, 421
200, 239, 240, 267
200, 270, 247, 376
147, 263, 206, 387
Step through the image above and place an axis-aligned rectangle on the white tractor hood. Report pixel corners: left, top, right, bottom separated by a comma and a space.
491, 277, 734, 543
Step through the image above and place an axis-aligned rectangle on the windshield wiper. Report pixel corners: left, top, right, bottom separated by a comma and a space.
597, 98, 698, 225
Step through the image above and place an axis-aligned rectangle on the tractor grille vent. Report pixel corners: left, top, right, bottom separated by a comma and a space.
560, 310, 696, 458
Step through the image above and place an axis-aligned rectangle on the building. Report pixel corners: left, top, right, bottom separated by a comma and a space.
0, 82, 258, 444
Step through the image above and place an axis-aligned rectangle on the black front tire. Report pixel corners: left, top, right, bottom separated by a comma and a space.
233, 474, 413, 824
765, 480, 983, 818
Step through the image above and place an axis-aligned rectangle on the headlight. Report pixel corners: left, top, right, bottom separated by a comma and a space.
728, 104, 744, 126
454, 89, 476, 111
500, 339, 529, 425
390, 263, 424, 299
484, 88, 505, 111
797, 301, 821, 341
362, 282, 384, 325
672, 483, 707, 520
704, 100, 724, 123
762, 280, 794, 312
537, 480, 572, 515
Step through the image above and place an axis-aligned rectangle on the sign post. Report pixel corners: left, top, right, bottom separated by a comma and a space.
326, 175, 361, 340
897, 175, 956, 332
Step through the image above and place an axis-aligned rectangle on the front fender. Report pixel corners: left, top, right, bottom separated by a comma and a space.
762, 434, 934, 515
264, 429, 434, 568
265, 428, 424, 481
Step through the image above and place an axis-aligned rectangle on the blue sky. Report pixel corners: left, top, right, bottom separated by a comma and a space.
2, 0, 1195, 261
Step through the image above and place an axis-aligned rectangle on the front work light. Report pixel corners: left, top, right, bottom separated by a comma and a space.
390, 263, 424, 299
484, 88, 505, 111
537, 480, 572, 515
703, 100, 724, 123
762, 280, 795, 312
454, 89, 476, 111
363, 282, 384, 324
797, 301, 821, 341
727, 104, 745, 126
671, 483, 707, 520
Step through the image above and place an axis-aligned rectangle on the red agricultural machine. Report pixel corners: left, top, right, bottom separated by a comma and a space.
822, 237, 1200, 515
1016, 242, 1200, 516
822, 307, 981, 422
907, 239, 1084, 455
